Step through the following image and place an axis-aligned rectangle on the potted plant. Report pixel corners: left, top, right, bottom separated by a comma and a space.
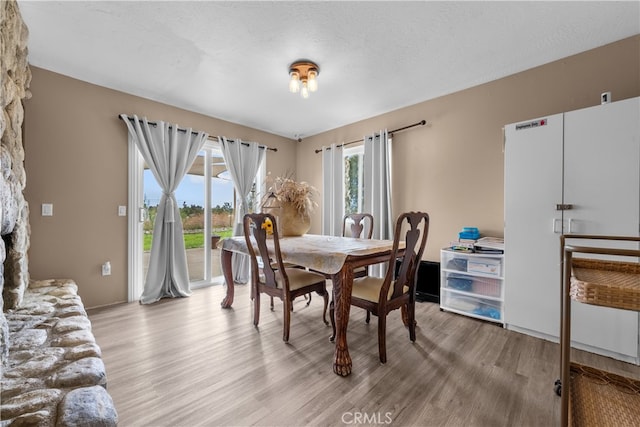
263, 175, 317, 236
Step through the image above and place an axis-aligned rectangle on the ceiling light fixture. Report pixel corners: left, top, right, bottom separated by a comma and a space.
288, 60, 319, 99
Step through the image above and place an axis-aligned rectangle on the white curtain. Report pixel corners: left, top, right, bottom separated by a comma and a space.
120, 114, 208, 304
322, 144, 344, 236
364, 129, 393, 277
220, 137, 266, 283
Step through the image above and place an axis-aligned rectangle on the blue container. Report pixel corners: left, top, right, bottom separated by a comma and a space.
459, 226, 480, 240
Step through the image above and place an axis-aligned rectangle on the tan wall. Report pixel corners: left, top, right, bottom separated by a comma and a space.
298, 35, 640, 262
24, 36, 640, 308
23, 67, 296, 308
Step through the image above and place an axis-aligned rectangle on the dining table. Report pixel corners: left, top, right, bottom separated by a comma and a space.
220, 234, 404, 377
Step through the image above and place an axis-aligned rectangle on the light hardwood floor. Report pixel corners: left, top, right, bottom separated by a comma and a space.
88, 283, 639, 427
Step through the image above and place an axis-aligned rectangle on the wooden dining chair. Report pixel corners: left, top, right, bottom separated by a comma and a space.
330, 211, 430, 363
317, 213, 373, 281
337, 213, 376, 321
342, 213, 374, 239
319, 213, 375, 321
243, 213, 329, 342
342, 213, 374, 278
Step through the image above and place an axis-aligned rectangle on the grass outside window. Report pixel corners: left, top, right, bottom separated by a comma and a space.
143, 228, 233, 251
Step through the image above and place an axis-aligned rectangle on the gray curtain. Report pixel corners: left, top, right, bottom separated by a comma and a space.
121, 114, 208, 304
364, 129, 392, 276
220, 137, 266, 283
321, 143, 344, 236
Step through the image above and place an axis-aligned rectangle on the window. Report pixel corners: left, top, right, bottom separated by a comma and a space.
343, 145, 364, 214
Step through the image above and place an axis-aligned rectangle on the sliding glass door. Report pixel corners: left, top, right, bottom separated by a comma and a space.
141, 141, 235, 285
129, 138, 264, 301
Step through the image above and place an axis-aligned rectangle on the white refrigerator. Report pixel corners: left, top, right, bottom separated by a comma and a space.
504, 96, 639, 364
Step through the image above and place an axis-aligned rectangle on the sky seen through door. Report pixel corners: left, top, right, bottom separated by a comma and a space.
143, 170, 235, 208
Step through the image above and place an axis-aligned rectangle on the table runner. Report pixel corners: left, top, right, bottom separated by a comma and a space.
222, 234, 398, 275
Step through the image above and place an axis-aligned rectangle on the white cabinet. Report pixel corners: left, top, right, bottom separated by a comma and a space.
440, 249, 504, 325
504, 96, 640, 364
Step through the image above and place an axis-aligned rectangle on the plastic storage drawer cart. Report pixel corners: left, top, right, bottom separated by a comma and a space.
440, 249, 504, 324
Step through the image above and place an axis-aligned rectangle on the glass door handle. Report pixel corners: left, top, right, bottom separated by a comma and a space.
139, 207, 147, 223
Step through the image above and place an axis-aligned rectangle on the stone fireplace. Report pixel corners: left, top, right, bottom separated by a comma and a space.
1, 0, 32, 365
1, 2, 117, 425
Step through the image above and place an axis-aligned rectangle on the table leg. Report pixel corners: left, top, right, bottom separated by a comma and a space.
220, 249, 234, 308
332, 266, 353, 376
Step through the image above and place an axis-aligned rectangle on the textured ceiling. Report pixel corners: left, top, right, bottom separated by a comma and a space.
17, 1, 640, 140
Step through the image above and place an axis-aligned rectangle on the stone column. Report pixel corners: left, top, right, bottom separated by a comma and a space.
1, 0, 32, 366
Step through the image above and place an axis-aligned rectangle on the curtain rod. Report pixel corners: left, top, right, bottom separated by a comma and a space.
119, 115, 277, 152
314, 119, 427, 154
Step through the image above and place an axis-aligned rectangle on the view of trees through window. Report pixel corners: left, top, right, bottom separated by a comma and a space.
142, 199, 234, 251
344, 146, 364, 215
142, 146, 237, 255
138, 145, 271, 284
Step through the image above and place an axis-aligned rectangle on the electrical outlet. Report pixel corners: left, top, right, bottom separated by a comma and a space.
118, 205, 127, 216
101, 261, 111, 276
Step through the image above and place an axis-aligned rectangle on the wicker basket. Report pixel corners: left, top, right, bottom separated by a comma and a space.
569, 363, 640, 427
570, 258, 640, 311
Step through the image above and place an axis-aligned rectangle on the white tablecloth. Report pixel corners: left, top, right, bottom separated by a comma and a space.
222, 234, 397, 275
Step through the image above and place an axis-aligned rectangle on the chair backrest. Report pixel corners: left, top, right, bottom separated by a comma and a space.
382, 212, 430, 301
342, 213, 374, 239
243, 213, 288, 291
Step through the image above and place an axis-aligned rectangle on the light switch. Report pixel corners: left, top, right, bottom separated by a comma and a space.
42, 203, 53, 216
118, 205, 127, 216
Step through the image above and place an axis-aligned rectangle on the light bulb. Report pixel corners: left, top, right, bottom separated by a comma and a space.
308, 70, 318, 92
289, 71, 300, 93
301, 81, 309, 99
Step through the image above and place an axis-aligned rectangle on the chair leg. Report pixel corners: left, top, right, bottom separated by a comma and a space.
306, 292, 312, 306
320, 290, 329, 325
253, 292, 261, 327
283, 299, 291, 342
378, 313, 387, 364
365, 310, 371, 324
408, 303, 416, 342
329, 300, 336, 342
270, 296, 275, 311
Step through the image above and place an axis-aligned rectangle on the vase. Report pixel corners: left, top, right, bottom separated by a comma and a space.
278, 202, 311, 236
